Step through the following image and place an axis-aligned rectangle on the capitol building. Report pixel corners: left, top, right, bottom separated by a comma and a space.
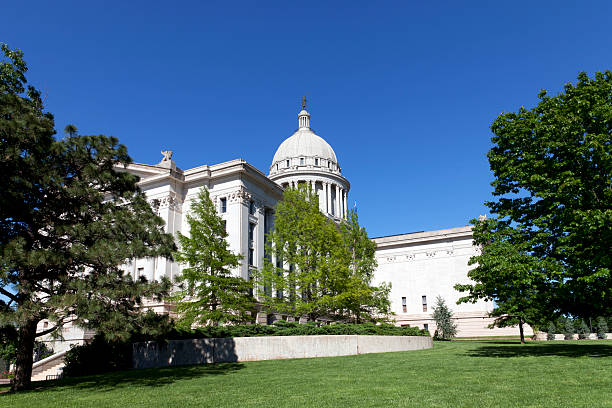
39, 102, 530, 357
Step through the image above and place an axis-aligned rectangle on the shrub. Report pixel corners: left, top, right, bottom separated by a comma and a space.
546, 323, 556, 341
563, 319, 575, 340
576, 320, 590, 340
432, 296, 457, 340
63, 335, 132, 377
596, 317, 608, 340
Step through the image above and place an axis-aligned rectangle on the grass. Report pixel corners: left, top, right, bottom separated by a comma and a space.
2, 340, 612, 407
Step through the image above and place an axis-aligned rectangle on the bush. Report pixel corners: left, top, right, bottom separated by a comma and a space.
563, 319, 575, 340
169, 322, 429, 340
546, 323, 556, 341
576, 320, 590, 340
63, 335, 132, 377
596, 317, 608, 340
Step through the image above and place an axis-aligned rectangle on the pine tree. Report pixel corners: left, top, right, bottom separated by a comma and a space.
171, 188, 255, 327
546, 323, 556, 341
432, 296, 457, 340
577, 320, 590, 340
1, 44, 176, 391
596, 316, 608, 340
563, 319, 575, 340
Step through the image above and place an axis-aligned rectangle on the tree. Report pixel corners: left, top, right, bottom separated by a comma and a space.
1, 44, 176, 391
563, 319, 575, 340
455, 219, 548, 344
171, 188, 255, 327
477, 71, 612, 320
546, 323, 556, 341
256, 186, 342, 322
432, 296, 457, 340
576, 320, 590, 340
595, 316, 608, 339
337, 209, 391, 322
256, 187, 390, 323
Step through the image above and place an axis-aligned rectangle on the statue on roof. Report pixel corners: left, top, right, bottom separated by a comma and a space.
161, 150, 173, 162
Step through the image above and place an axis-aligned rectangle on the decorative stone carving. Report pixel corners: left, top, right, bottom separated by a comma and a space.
161, 150, 173, 162
228, 187, 252, 204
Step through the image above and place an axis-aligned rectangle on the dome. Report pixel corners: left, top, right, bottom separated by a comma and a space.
272, 128, 338, 165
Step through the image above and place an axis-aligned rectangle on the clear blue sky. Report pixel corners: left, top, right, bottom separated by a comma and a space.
4, 1, 611, 237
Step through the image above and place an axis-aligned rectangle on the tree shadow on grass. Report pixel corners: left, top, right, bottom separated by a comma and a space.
27, 362, 244, 394
467, 341, 612, 358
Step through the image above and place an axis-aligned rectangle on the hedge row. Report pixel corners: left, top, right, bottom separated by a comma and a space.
165, 321, 429, 340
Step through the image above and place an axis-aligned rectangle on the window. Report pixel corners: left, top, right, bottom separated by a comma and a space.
137, 267, 144, 279
248, 270, 254, 296
424, 323, 429, 332
220, 197, 227, 213
248, 248, 254, 266
286, 159, 290, 167
315, 158, 319, 166
249, 200, 255, 215
248, 222, 255, 244
422, 295, 428, 312
276, 163, 279, 171
300, 157, 305, 165
402, 296, 407, 313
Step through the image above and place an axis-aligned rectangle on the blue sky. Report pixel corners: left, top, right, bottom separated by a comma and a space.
3, 1, 611, 237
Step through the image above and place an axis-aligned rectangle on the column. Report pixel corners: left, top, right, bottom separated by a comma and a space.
343, 190, 348, 217
335, 184, 340, 217
325, 182, 330, 214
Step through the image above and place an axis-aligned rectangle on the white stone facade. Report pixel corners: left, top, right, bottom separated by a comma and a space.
373, 227, 533, 337
37, 103, 530, 348
118, 158, 283, 314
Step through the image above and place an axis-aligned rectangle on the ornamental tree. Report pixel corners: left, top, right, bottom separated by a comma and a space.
457, 71, 612, 327
1, 44, 176, 391
432, 296, 457, 340
256, 187, 390, 323
455, 219, 549, 344
256, 186, 342, 322
170, 188, 255, 327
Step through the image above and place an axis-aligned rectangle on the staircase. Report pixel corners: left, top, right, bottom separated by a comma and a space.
31, 351, 66, 382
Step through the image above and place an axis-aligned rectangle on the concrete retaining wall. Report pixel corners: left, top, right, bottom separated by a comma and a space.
133, 335, 432, 369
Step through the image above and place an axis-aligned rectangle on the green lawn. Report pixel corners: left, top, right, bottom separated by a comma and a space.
2, 340, 612, 407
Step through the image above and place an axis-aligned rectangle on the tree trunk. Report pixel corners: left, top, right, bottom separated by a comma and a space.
519, 317, 525, 344
12, 319, 38, 392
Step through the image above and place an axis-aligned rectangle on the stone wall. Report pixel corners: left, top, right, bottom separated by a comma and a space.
133, 335, 433, 369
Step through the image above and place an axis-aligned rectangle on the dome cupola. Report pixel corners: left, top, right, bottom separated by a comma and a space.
268, 98, 350, 220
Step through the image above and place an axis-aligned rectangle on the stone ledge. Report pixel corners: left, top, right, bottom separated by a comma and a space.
132, 335, 433, 369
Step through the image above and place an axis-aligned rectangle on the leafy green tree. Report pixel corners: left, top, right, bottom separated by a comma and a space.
256, 187, 343, 322
432, 296, 457, 340
1, 44, 176, 391
595, 316, 608, 339
337, 209, 391, 322
478, 71, 612, 319
455, 219, 548, 344
171, 188, 254, 327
